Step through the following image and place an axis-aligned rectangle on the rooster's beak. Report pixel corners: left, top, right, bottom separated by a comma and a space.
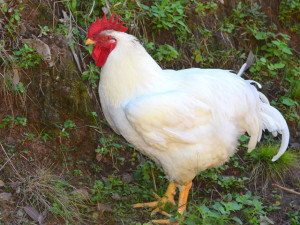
85, 38, 97, 45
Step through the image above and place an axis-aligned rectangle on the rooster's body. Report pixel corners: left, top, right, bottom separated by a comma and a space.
86, 15, 289, 223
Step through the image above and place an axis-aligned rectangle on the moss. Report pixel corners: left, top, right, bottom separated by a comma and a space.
32, 3, 54, 27
69, 80, 94, 116
59, 59, 95, 120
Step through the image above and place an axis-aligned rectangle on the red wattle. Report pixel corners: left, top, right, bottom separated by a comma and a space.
92, 43, 116, 67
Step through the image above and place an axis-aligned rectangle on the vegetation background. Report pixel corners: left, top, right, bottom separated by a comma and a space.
0, 0, 299, 224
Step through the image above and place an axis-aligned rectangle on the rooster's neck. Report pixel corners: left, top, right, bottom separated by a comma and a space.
99, 32, 165, 107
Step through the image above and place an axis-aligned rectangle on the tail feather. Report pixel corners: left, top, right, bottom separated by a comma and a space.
258, 93, 290, 161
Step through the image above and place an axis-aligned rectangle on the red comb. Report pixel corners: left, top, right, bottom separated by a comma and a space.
88, 14, 128, 39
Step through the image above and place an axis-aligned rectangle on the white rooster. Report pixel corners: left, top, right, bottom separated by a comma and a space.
85, 14, 289, 224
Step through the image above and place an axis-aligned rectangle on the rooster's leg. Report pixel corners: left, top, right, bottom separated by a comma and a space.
152, 182, 192, 224
133, 182, 176, 216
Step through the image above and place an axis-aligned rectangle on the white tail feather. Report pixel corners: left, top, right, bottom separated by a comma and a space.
258, 95, 290, 161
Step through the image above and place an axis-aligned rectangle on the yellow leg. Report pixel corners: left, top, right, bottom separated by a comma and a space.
178, 182, 192, 214
133, 182, 176, 216
152, 182, 192, 224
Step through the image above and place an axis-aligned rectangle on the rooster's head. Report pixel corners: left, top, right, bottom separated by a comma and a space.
85, 14, 127, 67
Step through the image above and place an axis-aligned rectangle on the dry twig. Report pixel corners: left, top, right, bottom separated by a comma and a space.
273, 183, 300, 196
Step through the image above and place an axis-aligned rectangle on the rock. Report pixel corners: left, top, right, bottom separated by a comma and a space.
97, 203, 113, 212
71, 188, 90, 201
6, 136, 15, 145
111, 193, 121, 200
0, 192, 12, 201
122, 173, 133, 183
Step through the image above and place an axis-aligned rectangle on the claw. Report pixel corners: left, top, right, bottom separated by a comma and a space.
133, 182, 176, 216
134, 181, 192, 224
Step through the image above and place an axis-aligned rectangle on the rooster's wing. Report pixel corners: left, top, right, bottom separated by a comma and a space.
124, 91, 212, 151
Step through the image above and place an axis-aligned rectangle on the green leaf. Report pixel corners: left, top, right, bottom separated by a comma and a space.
71, 0, 77, 11
233, 217, 243, 224
212, 202, 226, 214
282, 46, 293, 55
222, 201, 243, 211
195, 54, 202, 63
255, 32, 268, 40
282, 98, 296, 106
14, 14, 20, 21
239, 134, 250, 142
260, 57, 267, 63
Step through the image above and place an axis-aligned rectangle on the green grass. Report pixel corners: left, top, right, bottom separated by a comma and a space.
248, 144, 299, 189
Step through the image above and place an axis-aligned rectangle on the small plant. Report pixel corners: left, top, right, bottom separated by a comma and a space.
287, 210, 300, 225
0, 115, 14, 128
56, 119, 76, 140
12, 44, 42, 68
73, 169, 83, 176
4, 5, 25, 34
82, 63, 100, 88
41, 133, 51, 142
248, 144, 299, 189
24, 133, 35, 141
38, 25, 50, 36
154, 44, 179, 62
142, 0, 189, 34
250, 34, 293, 77
182, 191, 266, 224
0, 115, 27, 128
279, 0, 300, 34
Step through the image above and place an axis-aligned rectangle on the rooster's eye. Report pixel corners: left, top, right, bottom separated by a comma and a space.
101, 36, 109, 41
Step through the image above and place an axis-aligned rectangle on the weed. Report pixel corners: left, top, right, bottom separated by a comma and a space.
183, 191, 266, 225
82, 62, 100, 88
154, 44, 179, 62
12, 44, 42, 69
38, 25, 50, 36
248, 144, 299, 189
287, 210, 300, 225
73, 169, 83, 176
0, 115, 26, 128
55, 119, 76, 140
14, 168, 89, 224
142, 0, 189, 34
279, 0, 300, 33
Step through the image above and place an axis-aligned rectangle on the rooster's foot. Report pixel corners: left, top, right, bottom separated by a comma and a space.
133, 182, 176, 216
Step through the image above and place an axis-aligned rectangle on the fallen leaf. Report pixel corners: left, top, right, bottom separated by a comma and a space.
16, 208, 24, 218
111, 193, 121, 200
10, 181, 21, 193
102, 7, 109, 14
23, 206, 45, 225
96, 153, 102, 162
260, 215, 274, 225
0, 180, 4, 187
290, 143, 300, 148
71, 188, 90, 201
121, 173, 133, 183
0, 192, 12, 201
92, 211, 99, 218
245, 51, 255, 70
97, 203, 113, 212
12, 68, 20, 85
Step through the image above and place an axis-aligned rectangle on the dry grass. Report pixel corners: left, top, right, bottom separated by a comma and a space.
1, 144, 90, 224
18, 168, 89, 223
